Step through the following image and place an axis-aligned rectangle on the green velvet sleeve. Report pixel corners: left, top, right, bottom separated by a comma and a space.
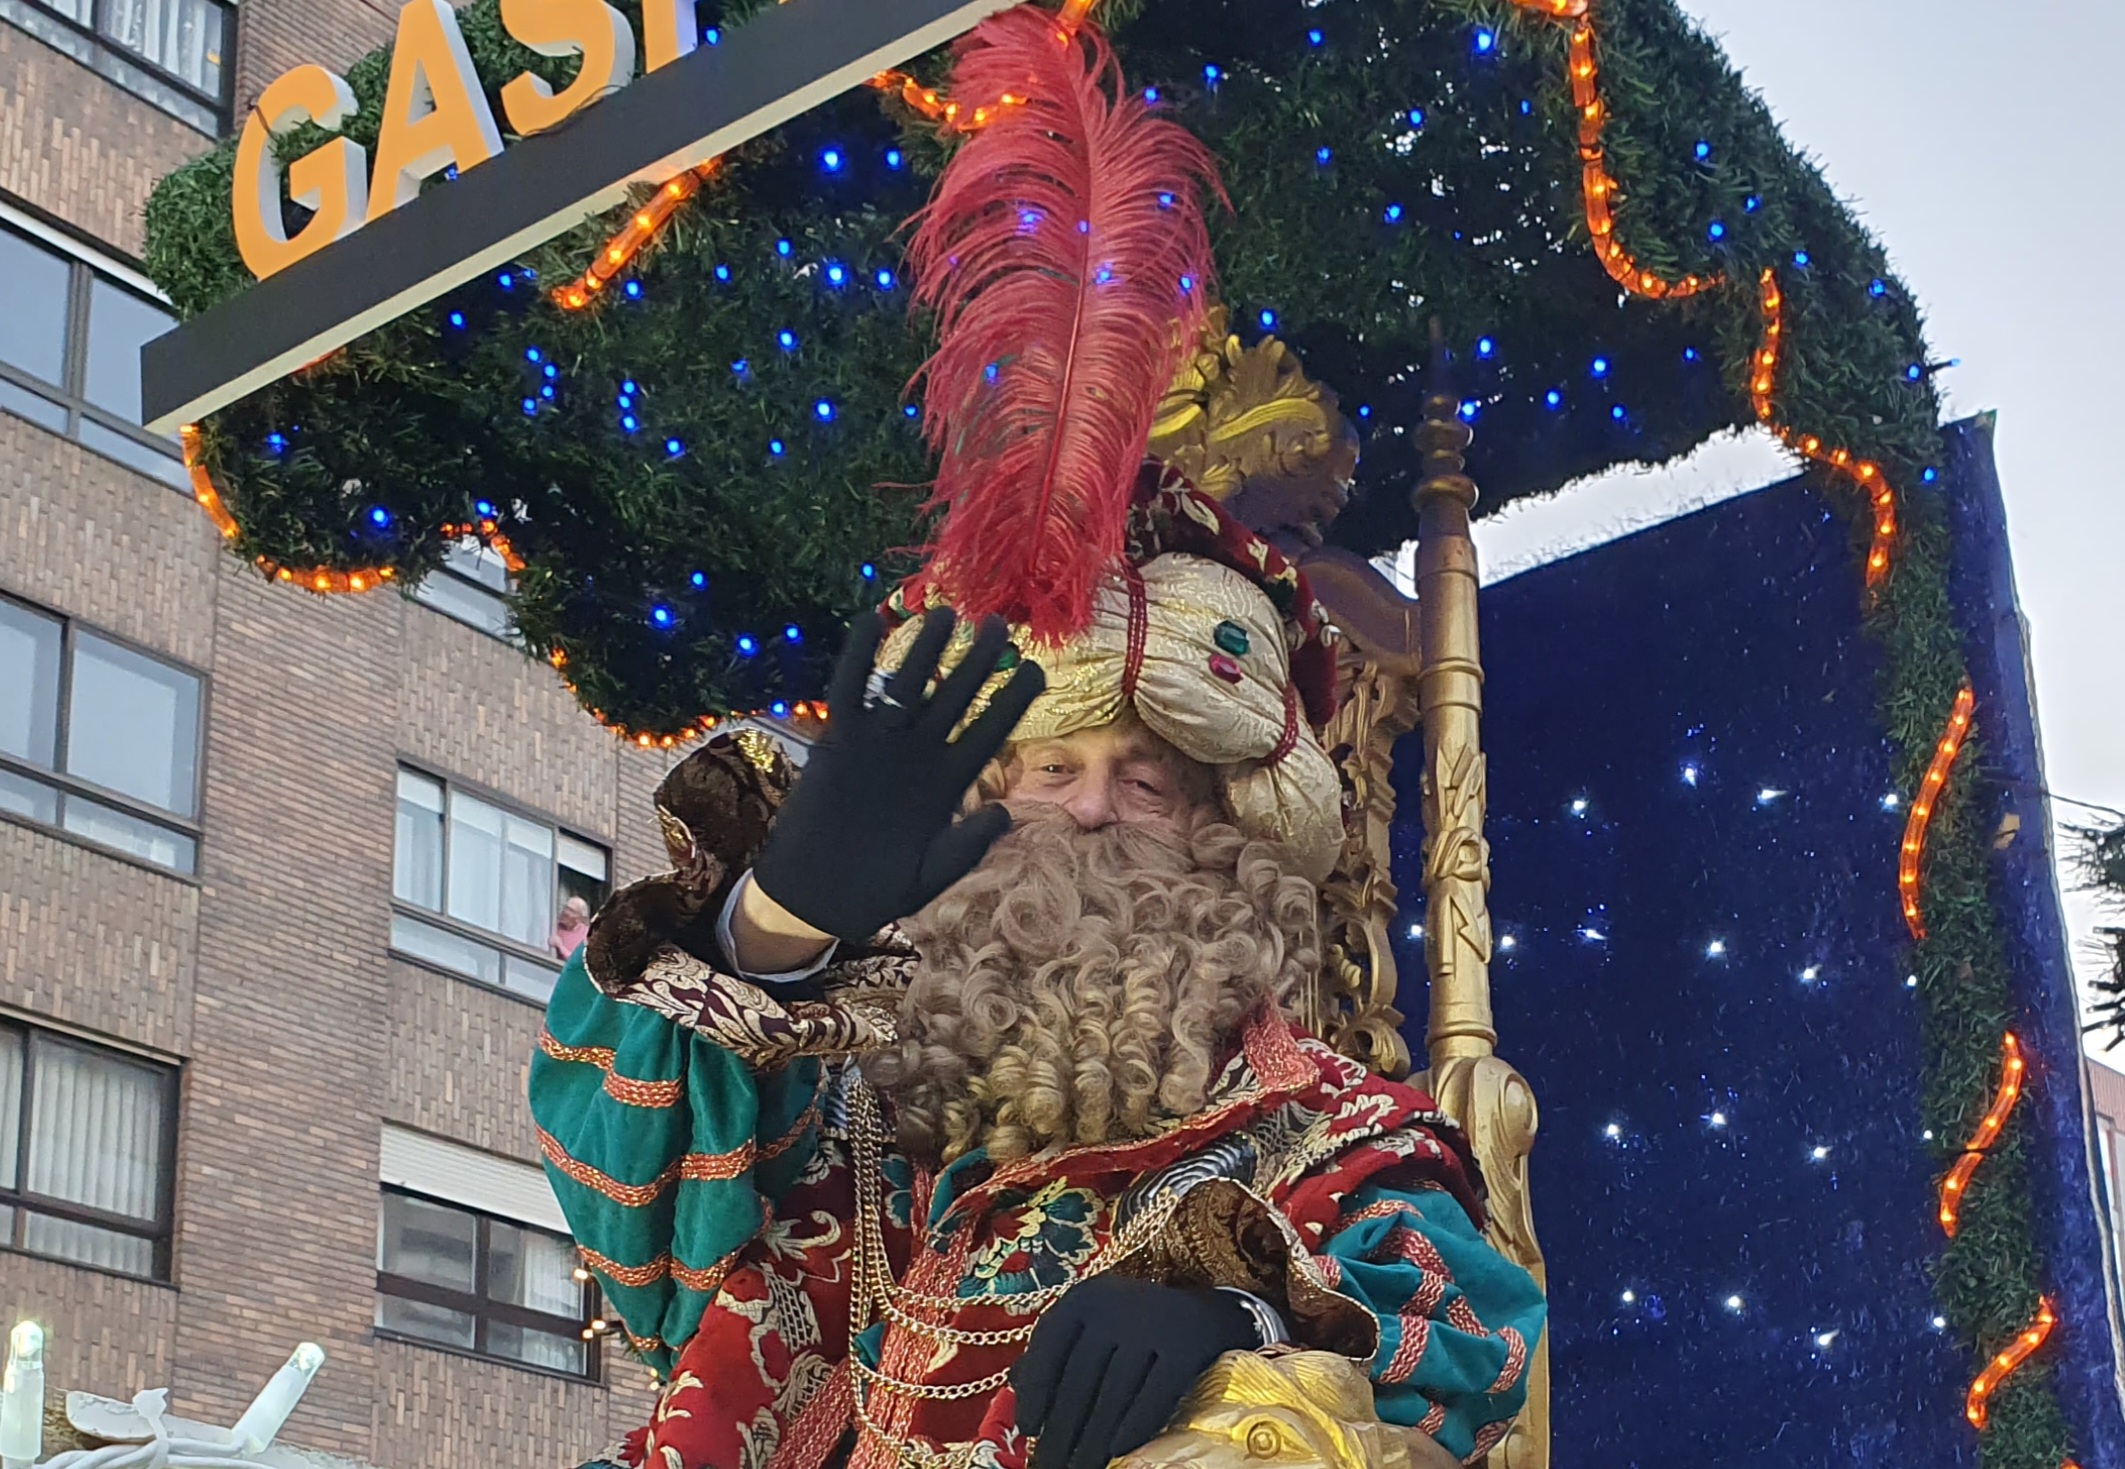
1318, 1182, 1547, 1463
527, 949, 823, 1375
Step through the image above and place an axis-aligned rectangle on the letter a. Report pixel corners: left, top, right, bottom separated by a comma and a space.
367, 0, 505, 220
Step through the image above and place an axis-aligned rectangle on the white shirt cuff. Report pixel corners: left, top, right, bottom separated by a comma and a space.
716, 873, 840, 986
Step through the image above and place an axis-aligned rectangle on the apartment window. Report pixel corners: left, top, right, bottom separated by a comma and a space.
0, 593, 203, 873
0, 1020, 176, 1280
377, 1188, 596, 1376
0, 220, 187, 489
391, 768, 610, 1004
0, 0, 231, 133
412, 537, 516, 640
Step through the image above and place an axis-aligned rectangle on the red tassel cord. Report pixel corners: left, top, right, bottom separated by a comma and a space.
902, 6, 1223, 644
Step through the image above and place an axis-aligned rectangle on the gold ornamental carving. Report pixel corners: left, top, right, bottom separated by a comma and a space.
1114, 1351, 1459, 1469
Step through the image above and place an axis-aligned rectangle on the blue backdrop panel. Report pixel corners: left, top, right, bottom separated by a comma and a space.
1390, 449, 2010, 1463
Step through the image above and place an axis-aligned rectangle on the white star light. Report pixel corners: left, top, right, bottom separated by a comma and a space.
1604, 1122, 1623, 1139
1580, 927, 1607, 943
1810, 1145, 1829, 1161
1498, 933, 1517, 951
1882, 792, 1902, 810
1906, 974, 1920, 989
1620, 1289, 1637, 1305
1682, 764, 1700, 786
1814, 1330, 1839, 1348
1800, 965, 1821, 982
1724, 1294, 1745, 1313
1932, 1315, 1949, 1331
1570, 797, 1590, 816
1922, 1129, 1935, 1141
1707, 1111, 1728, 1128
1705, 939, 1727, 958
1755, 788, 1786, 805
1408, 923, 1424, 940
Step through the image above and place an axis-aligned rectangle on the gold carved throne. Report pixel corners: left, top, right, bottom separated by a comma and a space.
1150, 314, 1549, 1469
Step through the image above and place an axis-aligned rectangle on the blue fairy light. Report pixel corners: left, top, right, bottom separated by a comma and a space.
778, 330, 798, 351
665, 438, 684, 456
1590, 355, 1610, 377
1544, 389, 1563, 409
617, 393, 633, 408
783, 624, 803, 643
621, 414, 638, 431
1922, 467, 1939, 483
1179, 273, 1196, 294
521, 398, 537, 416
1610, 404, 1627, 421
266, 432, 287, 453
1869, 278, 1888, 297
447, 311, 466, 329
368, 506, 391, 527
737, 635, 759, 656
1683, 347, 1700, 362
1793, 249, 1811, 266
1258, 308, 1278, 329
1458, 399, 1480, 421
1384, 203, 1404, 223
1408, 106, 1426, 128
526, 347, 542, 363
1694, 140, 1712, 160
1094, 264, 1115, 284
498, 271, 515, 289
732, 359, 750, 376
623, 280, 642, 299
776, 238, 794, 257
826, 263, 848, 286
1307, 27, 1323, 45
1356, 404, 1371, 418
715, 264, 731, 282
875, 268, 896, 289
820, 147, 844, 173
771, 701, 790, 718
984, 363, 1000, 384
1744, 195, 1761, 213
540, 384, 555, 399
885, 148, 903, 169
475, 500, 496, 517
1519, 99, 1532, 115
1203, 62, 1222, 83
1476, 336, 1495, 358
1316, 145, 1333, 165
1905, 364, 1924, 381
1707, 221, 1726, 241
1472, 26, 1496, 53
622, 379, 637, 394
703, 24, 719, 43
543, 363, 558, 379
903, 404, 920, 418
690, 571, 707, 588
814, 399, 836, 421
769, 438, 786, 456
650, 605, 674, 628
1144, 86, 1160, 103
860, 563, 878, 579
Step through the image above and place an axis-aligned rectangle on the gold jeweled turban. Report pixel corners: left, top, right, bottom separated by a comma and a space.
881, 467, 1345, 883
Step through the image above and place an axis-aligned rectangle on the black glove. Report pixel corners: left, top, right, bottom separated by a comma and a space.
1012, 1275, 1262, 1469
750, 608, 1045, 943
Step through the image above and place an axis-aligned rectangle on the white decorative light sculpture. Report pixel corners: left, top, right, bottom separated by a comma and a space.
228, 1345, 324, 1455
2, 1322, 44, 1469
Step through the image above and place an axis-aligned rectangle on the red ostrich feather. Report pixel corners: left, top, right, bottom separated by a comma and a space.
903, 4, 1222, 645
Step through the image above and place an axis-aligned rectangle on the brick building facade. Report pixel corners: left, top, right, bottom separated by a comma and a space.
0, 1, 682, 1460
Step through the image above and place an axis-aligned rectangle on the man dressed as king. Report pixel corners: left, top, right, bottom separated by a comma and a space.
528, 9, 1546, 1469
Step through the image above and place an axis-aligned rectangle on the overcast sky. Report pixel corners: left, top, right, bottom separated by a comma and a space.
1457, 0, 2125, 1046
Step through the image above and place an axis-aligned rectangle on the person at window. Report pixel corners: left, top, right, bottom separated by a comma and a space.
551, 895, 591, 959
528, 15, 1540, 1469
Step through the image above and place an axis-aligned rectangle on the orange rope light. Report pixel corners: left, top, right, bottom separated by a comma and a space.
1966, 1296, 2055, 1430
548, 645, 828, 747
1899, 682, 1974, 939
1750, 270, 1902, 588
1938, 1032, 2024, 1237
1559, 19, 1714, 301
553, 161, 719, 311
182, 424, 398, 593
